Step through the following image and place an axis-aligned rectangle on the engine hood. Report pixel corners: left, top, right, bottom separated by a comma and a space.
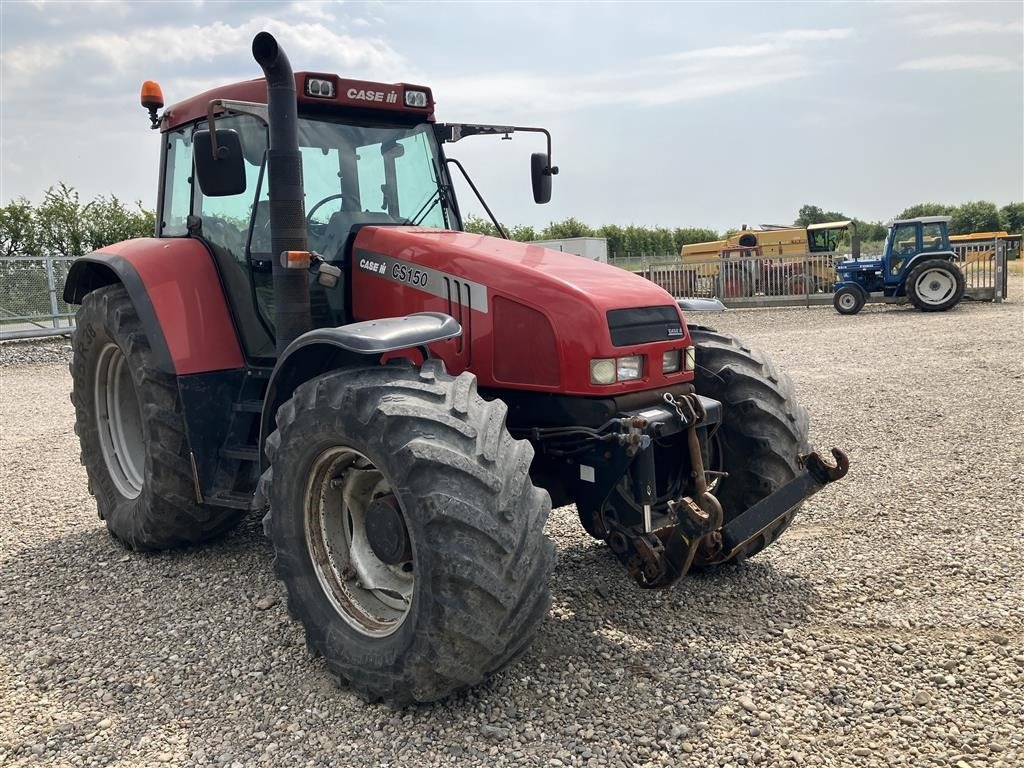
353, 226, 676, 311
350, 226, 694, 395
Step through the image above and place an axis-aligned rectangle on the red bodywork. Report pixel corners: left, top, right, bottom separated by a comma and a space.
98, 239, 243, 375
352, 227, 694, 397
107, 230, 692, 393
162, 73, 435, 131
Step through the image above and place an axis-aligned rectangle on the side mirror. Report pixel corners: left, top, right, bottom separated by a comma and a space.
193, 129, 246, 197
531, 152, 553, 204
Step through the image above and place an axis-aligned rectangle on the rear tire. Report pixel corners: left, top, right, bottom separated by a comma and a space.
261, 360, 555, 706
70, 285, 245, 550
689, 328, 810, 567
833, 285, 866, 315
906, 259, 964, 311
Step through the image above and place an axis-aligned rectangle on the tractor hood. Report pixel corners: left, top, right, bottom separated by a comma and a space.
353, 226, 675, 310
350, 226, 693, 395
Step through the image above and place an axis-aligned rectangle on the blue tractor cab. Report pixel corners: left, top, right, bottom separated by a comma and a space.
833, 216, 965, 315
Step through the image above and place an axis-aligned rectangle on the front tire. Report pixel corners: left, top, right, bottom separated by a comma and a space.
833, 284, 866, 315
70, 285, 245, 550
262, 360, 555, 706
906, 259, 964, 311
689, 328, 810, 567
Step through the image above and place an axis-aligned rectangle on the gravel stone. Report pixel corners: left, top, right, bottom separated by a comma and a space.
2, 287, 1022, 766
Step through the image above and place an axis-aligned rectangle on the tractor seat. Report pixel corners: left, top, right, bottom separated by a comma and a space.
317, 211, 396, 260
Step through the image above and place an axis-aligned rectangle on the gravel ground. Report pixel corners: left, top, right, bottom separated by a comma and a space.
2, 289, 1022, 768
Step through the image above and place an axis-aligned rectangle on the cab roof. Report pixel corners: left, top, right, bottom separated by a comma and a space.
890, 216, 952, 225
807, 220, 853, 230
160, 72, 435, 131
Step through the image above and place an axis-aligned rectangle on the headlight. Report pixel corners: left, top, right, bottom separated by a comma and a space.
685, 346, 696, 371
617, 356, 643, 381
589, 359, 616, 385
404, 89, 429, 107
662, 349, 682, 374
590, 356, 644, 385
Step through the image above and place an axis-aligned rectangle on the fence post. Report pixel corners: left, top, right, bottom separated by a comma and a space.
995, 238, 1004, 303
45, 256, 61, 329
804, 254, 810, 309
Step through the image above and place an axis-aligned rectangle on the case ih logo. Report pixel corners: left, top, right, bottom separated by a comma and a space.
358, 258, 387, 274
347, 88, 399, 104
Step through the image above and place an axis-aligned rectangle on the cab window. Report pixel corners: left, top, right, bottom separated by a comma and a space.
921, 223, 946, 252
160, 129, 193, 236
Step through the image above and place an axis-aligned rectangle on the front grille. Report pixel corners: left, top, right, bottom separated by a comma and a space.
606, 306, 684, 346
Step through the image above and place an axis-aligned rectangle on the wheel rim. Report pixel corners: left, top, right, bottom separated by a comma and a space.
304, 447, 414, 637
915, 268, 955, 305
94, 343, 145, 499
838, 292, 857, 310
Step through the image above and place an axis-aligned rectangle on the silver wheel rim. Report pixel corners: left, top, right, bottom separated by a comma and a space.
915, 268, 955, 305
838, 292, 857, 310
94, 343, 145, 499
304, 447, 414, 637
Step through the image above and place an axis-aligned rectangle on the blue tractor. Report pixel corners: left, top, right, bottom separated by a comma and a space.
833, 216, 965, 315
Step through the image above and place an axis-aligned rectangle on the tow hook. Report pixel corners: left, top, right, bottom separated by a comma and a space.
716, 447, 850, 561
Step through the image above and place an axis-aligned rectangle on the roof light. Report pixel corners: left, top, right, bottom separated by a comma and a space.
140, 80, 164, 109
404, 89, 428, 108
140, 80, 164, 129
305, 77, 335, 99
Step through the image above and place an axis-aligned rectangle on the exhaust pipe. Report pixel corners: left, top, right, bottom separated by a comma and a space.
252, 31, 311, 354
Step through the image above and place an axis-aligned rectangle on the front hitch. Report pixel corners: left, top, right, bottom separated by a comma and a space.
605, 393, 849, 589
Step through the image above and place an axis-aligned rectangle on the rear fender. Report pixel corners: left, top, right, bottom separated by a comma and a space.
63, 239, 243, 375
259, 313, 461, 468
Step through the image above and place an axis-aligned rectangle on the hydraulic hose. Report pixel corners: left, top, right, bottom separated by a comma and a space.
252, 31, 311, 354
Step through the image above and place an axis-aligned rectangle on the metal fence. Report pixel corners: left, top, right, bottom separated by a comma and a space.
0, 256, 78, 340
0, 242, 1012, 340
630, 241, 1009, 307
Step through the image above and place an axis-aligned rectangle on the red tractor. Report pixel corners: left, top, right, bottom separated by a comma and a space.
65, 33, 848, 705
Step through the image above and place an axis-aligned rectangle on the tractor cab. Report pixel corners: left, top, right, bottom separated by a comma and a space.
833, 216, 964, 315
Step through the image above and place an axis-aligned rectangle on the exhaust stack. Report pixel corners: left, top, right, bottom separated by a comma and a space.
252, 32, 311, 354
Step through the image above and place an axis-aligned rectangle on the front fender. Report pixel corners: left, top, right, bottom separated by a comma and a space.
258, 313, 461, 468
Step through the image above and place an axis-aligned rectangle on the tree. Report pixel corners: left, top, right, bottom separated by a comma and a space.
540, 217, 593, 239
507, 224, 537, 242
897, 203, 954, 220
794, 205, 847, 226
463, 214, 501, 238
0, 198, 36, 259
999, 202, 1024, 234
950, 200, 1002, 235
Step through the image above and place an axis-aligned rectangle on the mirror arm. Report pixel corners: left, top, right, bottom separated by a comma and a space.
436, 123, 559, 177
205, 99, 269, 158
445, 158, 508, 240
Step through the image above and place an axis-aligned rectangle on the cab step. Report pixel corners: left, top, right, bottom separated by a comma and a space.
205, 490, 254, 511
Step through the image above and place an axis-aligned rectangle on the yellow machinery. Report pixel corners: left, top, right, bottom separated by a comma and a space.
680, 221, 856, 295
949, 231, 1021, 262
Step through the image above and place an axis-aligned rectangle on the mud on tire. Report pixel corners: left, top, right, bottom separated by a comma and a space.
689, 327, 810, 567
261, 360, 555, 706
70, 285, 245, 550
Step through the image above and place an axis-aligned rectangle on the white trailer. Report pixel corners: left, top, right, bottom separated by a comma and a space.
531, 237, 608, 263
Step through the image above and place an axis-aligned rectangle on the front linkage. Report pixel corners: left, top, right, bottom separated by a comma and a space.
537, 392, 849, 589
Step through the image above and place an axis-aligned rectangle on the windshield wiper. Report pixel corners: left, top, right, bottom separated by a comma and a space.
407, 189, 442, 227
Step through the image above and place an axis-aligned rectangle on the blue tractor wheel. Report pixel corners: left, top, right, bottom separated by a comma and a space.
833, 285, 866, 315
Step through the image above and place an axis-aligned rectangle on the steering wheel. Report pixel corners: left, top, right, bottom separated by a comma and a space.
307, 193, 345, 225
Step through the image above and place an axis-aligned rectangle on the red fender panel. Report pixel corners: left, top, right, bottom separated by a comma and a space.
95, 239, 243, 375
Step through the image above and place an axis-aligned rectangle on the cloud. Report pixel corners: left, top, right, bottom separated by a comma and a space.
753, 28, 855, 42
436, 27, 852, 113
921, 18, 1024, 35
898, 54, 1019, 73
1, 15, 408, 87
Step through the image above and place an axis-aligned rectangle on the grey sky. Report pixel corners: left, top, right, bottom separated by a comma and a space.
2, 0, 1021, 232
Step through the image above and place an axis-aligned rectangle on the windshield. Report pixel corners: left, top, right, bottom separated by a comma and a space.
244, 118, 452, 259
